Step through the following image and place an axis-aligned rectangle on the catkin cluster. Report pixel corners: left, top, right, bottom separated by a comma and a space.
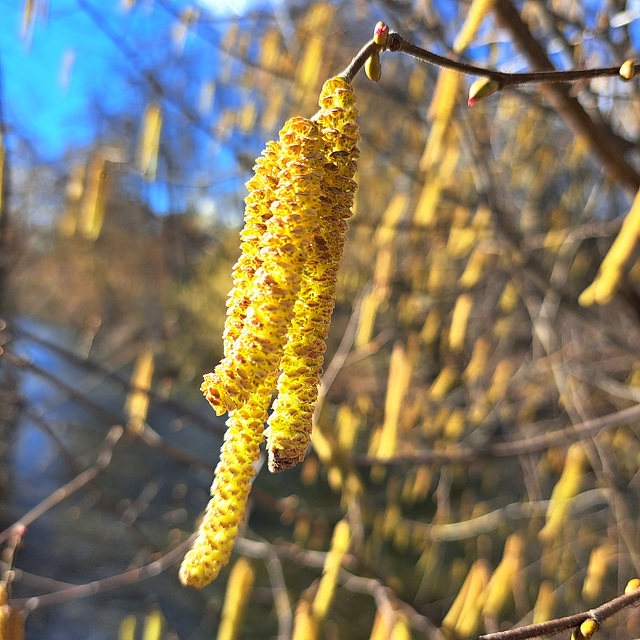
180, 77, 359, 588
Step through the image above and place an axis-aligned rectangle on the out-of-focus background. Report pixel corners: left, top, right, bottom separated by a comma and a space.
1, 1, 640, 638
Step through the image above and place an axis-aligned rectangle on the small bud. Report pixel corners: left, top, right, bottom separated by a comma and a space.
468, 77, 500, 106
579, 619, 599, 640
625, 578, 640, 593
374, 21, 388, 47
619, 59, 637, 81
365, 52, 382, 82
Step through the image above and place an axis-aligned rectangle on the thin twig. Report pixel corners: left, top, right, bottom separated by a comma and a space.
474, 585, 640, 640
0, 425, 125, 546
10, 534, 197, 613
352, 402, 640, 466
338, 27, 638, 88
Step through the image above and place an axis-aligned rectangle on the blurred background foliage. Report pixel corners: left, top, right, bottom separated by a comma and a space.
1, 0, 640, 638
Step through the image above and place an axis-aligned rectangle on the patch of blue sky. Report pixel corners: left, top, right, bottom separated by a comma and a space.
0, 1, 117, 159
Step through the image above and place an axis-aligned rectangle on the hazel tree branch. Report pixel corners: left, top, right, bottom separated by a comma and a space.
340, 23, 638, 89
474, 582, 640, 640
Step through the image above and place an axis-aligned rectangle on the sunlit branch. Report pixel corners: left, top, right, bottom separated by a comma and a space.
339, 24, 638, 89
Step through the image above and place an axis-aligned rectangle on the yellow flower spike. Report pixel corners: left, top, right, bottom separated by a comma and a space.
539, 443, 588, 543
222, 141, 281, 356
268, 77, 359, 471
482, 533, 524, 619
217, 558, 255, 640
579, 187, 640, 306
180, 382, 271, 588
582, 543, 613, 601
311, 520, 352, 621
203, 118, 327, 416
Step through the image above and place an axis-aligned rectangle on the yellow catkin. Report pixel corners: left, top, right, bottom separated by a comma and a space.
533, 581, 556, 624
141, 610, 163, 640
487, 359, 514, 403
137, 103, 162, 180
311, 520, 352, 620
459, 247, 489, 288
582, 544, 613, 601
429, 365, 458, 399
124, 347, 154, 434
180, 383, 270, 588
292, 599, 319, 640
539, 443, 588, 543
369, 610, 392, 640
216, 558, 255, 640
463, 337, 491, 382
390, 614, 412, 640
580, 187, 640, 305
414, 142, 459, 225
377, 341, 414, 460
483, 533, 524, 618
420, 308, 441, 345
0, 583, 25, 640
203, 117, 326, 416
79, 152, 108, 240
267, 77, 359, 471
498, 280, 519, 312
292, 521, 351, 640
118, 615, 136, 640
355, 289, 380, 347
453, 0, 496, 52
441, 559, 490, 637
449, 293, 473, 352
421, 69, 460, 170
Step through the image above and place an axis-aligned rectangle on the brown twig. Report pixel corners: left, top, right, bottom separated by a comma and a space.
0, 425, 125, 547
339, 27, 638, 89
474, 585, 640, 640
10, 534, 197, 612
351, 402, 640, 466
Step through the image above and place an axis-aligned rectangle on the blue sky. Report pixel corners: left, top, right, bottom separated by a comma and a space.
1, 0, 638, 215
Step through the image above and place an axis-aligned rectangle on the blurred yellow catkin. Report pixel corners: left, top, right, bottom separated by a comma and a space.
292, 520, 351, 640
79, 152, 108, 240
449, 294, 473, 352
217, 558, 255, 640
483, 533, 524, 619
580, 188, 640, 306
533, 580, 556, 624
453, 0, 496, 52
141, 610, 163, 640
539, 443, 588, 542
582, 543, 613, 602
125, 347, 154, 434
441, 559, 490, 637
377, 341, 414, 460
137, 103, 162, 180
0, 584, 25, 640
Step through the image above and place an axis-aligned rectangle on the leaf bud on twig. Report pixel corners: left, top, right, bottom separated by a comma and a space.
468, 77, 500, 106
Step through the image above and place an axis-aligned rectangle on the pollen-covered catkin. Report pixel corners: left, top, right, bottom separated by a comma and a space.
202, 140, 281, 415
267, 77, 359, 472
203, 118, 326, 415
179, 383, 270, 588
